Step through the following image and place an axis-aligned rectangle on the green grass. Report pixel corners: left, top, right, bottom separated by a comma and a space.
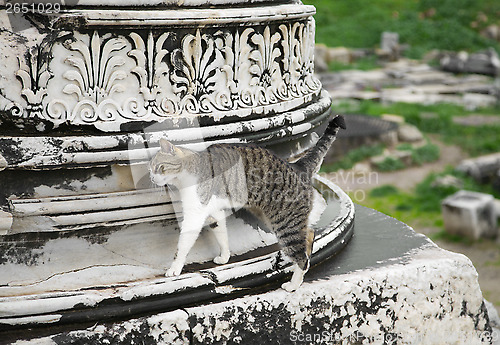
303, 0, 500, 58
358, 168, 500, 232
369, 185, 399, 197
376, 141, 440, 171
328, 55, 380, 72
430, 230, 475, 244
359, 185, 443, 229
335, 101, 500, 157
411, 143, 440, 165
323, 140, 440, 173
374, 156, 406, 171
320, 144, 384, 172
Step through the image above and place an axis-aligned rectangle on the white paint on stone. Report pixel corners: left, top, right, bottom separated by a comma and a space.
0, 216, 279, 298
0, 5, 321, 133
0, 210, 13, 234
147, 310, 190, 345
0, 178, 351, 329
0, 90, 330, 170
188, 245, 488, 345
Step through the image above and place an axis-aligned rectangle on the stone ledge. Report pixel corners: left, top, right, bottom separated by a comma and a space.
6, 206, 494, 344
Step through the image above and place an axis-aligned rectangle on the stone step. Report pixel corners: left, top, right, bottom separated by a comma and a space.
7, 205, 495, 344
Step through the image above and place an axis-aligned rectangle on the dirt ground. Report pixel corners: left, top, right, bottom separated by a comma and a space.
321, 137, 500, 314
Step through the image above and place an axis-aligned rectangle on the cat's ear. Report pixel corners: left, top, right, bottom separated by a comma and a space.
159, 138, 175, 154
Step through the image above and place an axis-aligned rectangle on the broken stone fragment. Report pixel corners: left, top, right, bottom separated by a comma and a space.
441, 190, 498, 240
397, 123, 424, 142
456, 153, 500, 183
0, 153, 7, 171
431, 175, 464, 189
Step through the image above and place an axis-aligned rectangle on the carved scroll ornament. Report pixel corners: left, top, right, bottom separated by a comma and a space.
8, 19, 321, 131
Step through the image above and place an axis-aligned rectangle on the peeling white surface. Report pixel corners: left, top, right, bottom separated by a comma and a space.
0, 90, 330, 170
187, 245, 489, 345
0, 177, 349, 326
0, 291, 106, 318
0, 216, 277, 298
12, 309, 191, 344
147, 310, 190, 345
0, 314, 62, 326
0, 210, 13, 233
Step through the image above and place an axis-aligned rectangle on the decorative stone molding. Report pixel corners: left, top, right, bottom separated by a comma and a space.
0, 4, 355, 340
49, 4, 316, 27
2, 5, 321, 132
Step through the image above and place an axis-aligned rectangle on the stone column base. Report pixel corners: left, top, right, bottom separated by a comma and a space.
5, 206, 495, 344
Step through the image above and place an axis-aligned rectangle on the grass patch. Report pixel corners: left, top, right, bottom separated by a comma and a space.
357, 168, 500, 239
338, 101, 500, 157
411, 143, 440, 165
303, 0, 500, 59
369, 185, 399, 197
374, 156, 406, 171
373, 142, 440, 171
328, 55, 380, 72
430, 229, 475, 245
320, 144, 384, 172
357, 184, 443, 229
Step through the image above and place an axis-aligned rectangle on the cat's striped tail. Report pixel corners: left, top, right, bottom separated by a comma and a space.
293, 115, 346, 176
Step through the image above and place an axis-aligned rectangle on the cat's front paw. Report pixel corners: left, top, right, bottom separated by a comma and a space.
165, 263, 183, 277
213, 252, 230, 265
281, 281, 299, 292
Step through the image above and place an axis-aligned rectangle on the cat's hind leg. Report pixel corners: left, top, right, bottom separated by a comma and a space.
209, 210, 230, 265
279, 226, 314, 292
282, 263, 307, 292
166, 214, 206, 277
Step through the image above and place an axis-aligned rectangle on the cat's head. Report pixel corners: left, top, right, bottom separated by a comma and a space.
149, 139, 192, 186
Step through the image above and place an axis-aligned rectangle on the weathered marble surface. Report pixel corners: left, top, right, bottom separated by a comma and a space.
0, 0, 332, 238
0, 2, 320, 132
0, 0, 328, 197
0, 177, 354, 333
5, 205, 494, 344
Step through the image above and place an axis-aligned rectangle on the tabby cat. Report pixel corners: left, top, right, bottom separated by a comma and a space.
150, 115, 345, 291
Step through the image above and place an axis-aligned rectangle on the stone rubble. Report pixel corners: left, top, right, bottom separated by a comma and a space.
441, 190, 498, 240
452, 114, 500, 126
397, 123, 424, 142
317, 58, 498, 110
457, 153, 500, 183
440, 48, 500, 76
431, 175, 464, 189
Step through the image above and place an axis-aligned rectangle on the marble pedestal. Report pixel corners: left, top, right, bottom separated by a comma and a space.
4, 205, 495, 345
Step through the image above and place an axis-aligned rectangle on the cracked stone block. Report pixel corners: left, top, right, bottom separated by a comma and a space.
4, 206, 494, 344
457, 153, 500, 183
442, 190, 498, 240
